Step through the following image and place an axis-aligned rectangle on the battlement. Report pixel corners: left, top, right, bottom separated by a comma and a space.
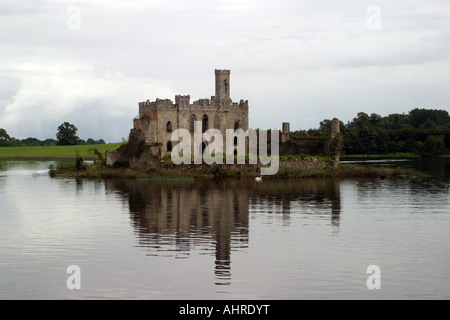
139, 99, 153, 107
175, 95, 190, 109
155, 98, 173, 103
239, 99, 248, 108
175, 95, 190, 101
139, 99, 156, 114
215, 69, 231, 75
139, 98, 176, 114
193, 98, 211, 105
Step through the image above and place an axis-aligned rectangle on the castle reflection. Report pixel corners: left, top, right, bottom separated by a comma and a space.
105, 177, 341, 286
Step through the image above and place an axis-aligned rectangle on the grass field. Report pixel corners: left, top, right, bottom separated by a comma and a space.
0, 143, 123, 159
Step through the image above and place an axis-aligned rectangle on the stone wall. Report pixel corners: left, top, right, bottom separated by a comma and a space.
280, 137, 332, 156
105, 128, 162, 170
279, 119, 341, 164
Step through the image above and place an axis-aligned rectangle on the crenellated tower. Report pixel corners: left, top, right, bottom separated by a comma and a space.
214, 69, 231, 103
175, 95, 190, 109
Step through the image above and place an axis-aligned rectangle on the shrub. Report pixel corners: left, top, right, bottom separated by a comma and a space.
75, 152, 86, 171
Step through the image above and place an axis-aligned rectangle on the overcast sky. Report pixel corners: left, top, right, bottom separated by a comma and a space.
1, 0, 449, 142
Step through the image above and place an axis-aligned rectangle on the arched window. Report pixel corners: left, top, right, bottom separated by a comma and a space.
190, 114, 197, 133
234, 121, 239, 131
214, 115, 220, 130
202, 114, 209, 133
166, 121, 172, 132
167, 141, 173, 152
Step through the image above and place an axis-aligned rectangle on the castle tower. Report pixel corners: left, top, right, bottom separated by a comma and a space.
281, 122, 290, 143
331, 119, 340, 138
175, 95, 190, 109
215, 69, 231, 102
331, 119, 341, 168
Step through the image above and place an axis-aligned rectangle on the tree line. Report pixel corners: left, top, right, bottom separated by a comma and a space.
0, 122, 106, 147
2, 110, 449, 156
315, 108, 450, 156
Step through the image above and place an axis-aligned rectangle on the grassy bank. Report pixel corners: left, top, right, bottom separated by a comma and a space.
0, 143, 123, 159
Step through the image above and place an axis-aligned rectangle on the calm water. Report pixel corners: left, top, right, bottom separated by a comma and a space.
0, 158, 449, 299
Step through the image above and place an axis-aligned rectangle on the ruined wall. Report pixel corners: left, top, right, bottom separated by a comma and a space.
280, 137, 332, 156
105, 128, 162, 170
280, 119, 342, 161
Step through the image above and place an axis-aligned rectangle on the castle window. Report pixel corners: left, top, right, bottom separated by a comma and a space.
234, 121, 239, 130
167, 141, 173, 152
214, 115, 220, 130
202, 114, 209, 133
190, 114, 197, 133
166, 121, 172, 132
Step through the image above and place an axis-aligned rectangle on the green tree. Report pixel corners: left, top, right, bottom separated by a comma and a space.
56, 122, 80, 146
420, 136, 446, 156
0, 128, 11, 146
22, 137, 42, 146
369, 113, 382, 125
42, 138, 57, 146
420, 119, 439, 130
319, 119, 332, 134
410, 108, 450, 128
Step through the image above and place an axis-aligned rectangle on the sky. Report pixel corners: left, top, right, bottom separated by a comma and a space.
1, 0, 449, 142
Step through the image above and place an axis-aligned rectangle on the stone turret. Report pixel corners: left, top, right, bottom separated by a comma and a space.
281, 122, 290, 143
331, 119, 340, 138
175, 95, 190, 109
215, 69, 231, 102
330, 119, 341, 167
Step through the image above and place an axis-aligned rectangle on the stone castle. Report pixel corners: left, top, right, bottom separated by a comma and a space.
133, 69, 249, 154
106, 69, 341, 169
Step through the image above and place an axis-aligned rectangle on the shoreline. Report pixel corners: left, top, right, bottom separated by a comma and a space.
48, 157, 424, 180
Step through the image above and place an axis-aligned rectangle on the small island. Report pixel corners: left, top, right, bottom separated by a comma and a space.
2, 70, 448, 181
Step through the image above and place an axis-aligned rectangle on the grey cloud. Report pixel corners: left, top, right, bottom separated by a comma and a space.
1, 0, 449, 141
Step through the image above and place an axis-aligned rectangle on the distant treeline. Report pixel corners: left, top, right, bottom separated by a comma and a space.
0, 124, 105, 147
0, 135, 106, 147
314, 108, 450, 156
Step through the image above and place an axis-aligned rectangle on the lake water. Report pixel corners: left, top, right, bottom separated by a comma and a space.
0, 158, 449, 300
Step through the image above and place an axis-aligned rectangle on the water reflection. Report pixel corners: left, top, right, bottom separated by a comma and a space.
411, 157, 450, 179
247, 178, 341, 229
105, 177, 341, 286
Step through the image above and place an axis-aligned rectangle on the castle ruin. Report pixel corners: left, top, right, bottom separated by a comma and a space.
106, 69, 341, 169
133, 69, 249, 155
